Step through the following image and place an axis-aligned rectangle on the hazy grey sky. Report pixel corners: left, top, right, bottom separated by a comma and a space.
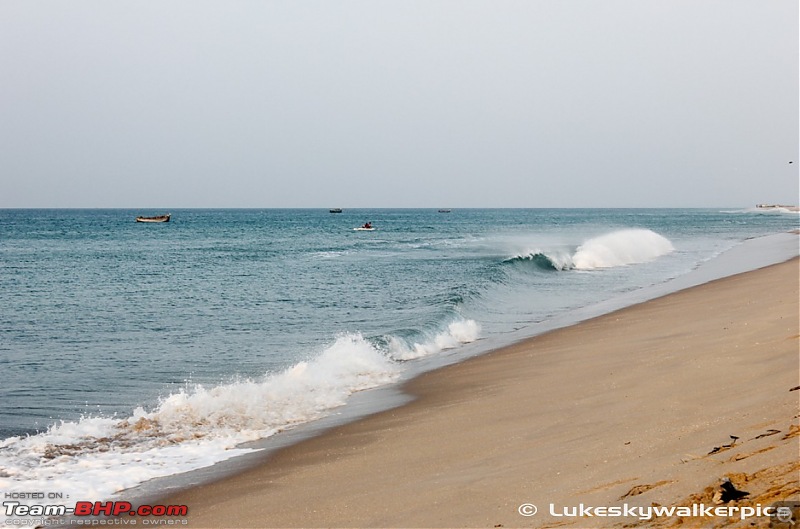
1, 1, 797, 208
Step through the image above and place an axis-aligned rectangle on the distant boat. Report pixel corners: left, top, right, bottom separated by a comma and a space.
329, 208, 343, 213
755, 204, 800, 212
756, 204, 794, 209
438, 209, 452, 213
135, 214, 170, 223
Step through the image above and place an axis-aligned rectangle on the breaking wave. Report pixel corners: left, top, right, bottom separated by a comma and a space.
387, 319, 481, 361
506, 229, 674, 271
0, 319, 479, 520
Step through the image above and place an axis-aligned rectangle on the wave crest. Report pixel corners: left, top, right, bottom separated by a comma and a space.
507, 229, 674, 271
504, 251, 573, 271
388, 319, 481, 361
573, 229, 674, 269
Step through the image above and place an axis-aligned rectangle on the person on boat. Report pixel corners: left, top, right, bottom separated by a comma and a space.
362, 222, 372, 229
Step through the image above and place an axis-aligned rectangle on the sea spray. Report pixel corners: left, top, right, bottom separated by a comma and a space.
506, 229, 675, 271
572, 229, 674, 269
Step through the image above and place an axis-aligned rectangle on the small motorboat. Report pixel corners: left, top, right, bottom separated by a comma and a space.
329, 208, 343, 213
354, 222, 375, 231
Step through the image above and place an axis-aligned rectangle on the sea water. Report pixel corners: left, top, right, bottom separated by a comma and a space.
0, 208, 797, 515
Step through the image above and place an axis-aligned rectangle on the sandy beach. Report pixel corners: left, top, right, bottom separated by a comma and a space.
150, 257, 799, 528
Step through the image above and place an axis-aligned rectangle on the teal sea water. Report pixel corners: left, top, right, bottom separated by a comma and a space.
0, 207, 797, 512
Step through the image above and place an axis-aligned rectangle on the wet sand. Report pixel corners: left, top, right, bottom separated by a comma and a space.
152, 258, 799, 528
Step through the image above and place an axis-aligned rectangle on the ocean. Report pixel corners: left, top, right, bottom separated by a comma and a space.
0, 207, 797, 516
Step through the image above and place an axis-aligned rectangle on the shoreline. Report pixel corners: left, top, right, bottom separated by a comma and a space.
139, 252, 799, 527
116, 231, 798, 510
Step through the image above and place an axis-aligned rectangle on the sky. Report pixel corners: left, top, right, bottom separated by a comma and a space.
0, 0, 797, 208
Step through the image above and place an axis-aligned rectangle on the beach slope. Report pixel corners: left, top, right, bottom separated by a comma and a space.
159, 258, 799, 528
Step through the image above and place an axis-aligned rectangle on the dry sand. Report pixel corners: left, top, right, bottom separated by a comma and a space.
150, 258, 799, 528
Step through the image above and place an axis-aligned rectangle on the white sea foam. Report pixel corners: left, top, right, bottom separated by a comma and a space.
509, 229, 674, 271
0, 323, 479, 523
572, 229, 674, 269
388, 319, 481, 361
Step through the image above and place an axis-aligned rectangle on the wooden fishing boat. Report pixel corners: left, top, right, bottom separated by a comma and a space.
135, 214, 170, 223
